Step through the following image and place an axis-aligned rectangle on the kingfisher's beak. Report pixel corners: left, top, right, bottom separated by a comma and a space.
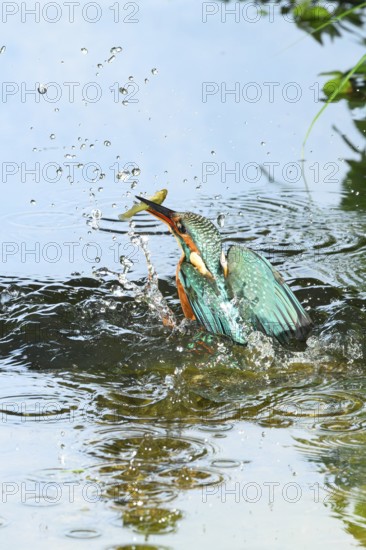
135, 196, 176, 229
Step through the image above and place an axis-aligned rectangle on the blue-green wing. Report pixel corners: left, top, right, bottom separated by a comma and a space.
178, 262, 248, 345
227, 245, 312, 342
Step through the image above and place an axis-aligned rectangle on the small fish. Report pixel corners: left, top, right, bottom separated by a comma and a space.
119, 189, 168, 220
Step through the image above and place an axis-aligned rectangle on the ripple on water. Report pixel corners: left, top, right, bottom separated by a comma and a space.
88, 429, 214, 466
65, 528, 102, 539
4, 210, 82, 231
114, 507, 183, 535
28, 468, 83, 484
157, 466, 224, 490
84, 424, 219, 516
289, 376, 366, 535
23, 490, 61, 507
94, 374, 169, 421
0, 392, 79, 423
107, 480, 177, 507
294, 427, 366, 539
210, 459, 244, 469
271, 389, 364, 423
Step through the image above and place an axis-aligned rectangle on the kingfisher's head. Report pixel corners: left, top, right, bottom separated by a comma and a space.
136, 196, 226, 278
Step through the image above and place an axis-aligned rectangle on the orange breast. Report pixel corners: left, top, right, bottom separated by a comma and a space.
176, 255, 196, 320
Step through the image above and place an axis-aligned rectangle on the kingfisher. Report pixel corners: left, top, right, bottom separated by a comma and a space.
136, 196, 312, 345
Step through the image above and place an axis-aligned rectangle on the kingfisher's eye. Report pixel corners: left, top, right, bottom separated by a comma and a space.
176, 222, 187, 234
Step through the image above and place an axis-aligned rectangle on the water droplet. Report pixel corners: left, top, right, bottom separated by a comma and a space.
104, 140, 111, 147
128, 76, 134, 81
97, 63, 103, 69
117, 170, 130, 181
211, 150, 215, 155
91, 209, 102, 220
217, 213, 225, 227
50, 133, 55, 140
151, 67, 158, 75
144, 78, 149, 84
119, 255, 133, 273
98, 187, 103, 192
54, 107, 59, 112
30, 199, 36, 205
132, 167, 140, 176
122, 100, 128, 106
131, 181, 137, 189
56, 167, 63, 175
119, 87, 128, 95
81, 47, 88, 54
110, 46, 122, 54
260, 141, 266, 146
0, 46, 6, 54
38, 84, 47, 95
107, 55, 115, 64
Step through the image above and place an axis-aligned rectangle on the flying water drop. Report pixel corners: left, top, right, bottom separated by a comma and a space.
38, 84, 47, 95
217, 213, 226, 227
117, 170, 130, 181
110, 46, 122, 54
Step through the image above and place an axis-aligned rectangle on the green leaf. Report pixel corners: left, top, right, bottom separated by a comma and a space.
323, 76, 353, 100
302, 53, 366, 156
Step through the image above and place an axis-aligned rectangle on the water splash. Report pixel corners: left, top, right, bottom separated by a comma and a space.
130, 233, 176, 328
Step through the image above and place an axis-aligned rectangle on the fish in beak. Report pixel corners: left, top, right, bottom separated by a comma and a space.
135, 196, 177, 230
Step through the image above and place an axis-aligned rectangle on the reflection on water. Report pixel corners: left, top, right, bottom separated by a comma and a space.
1, 188, 366, 546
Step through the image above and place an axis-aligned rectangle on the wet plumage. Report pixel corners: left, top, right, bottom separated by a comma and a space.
136, 196, 312, 345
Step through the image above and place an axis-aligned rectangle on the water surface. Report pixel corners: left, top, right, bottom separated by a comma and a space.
1, 1, 366, 547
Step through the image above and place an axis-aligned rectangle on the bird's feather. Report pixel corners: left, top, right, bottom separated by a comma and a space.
226, 245, 312, 343
178, 261, 248, 345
